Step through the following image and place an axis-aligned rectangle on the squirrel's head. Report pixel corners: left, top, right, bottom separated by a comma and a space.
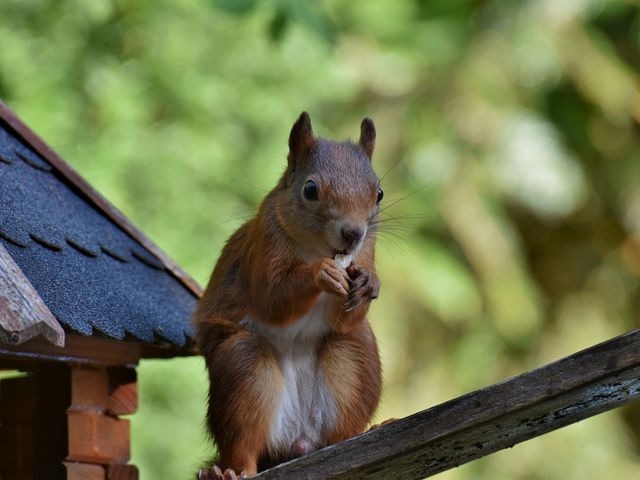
275, 112, 383, 260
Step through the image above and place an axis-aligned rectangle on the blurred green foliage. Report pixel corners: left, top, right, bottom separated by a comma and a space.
2, 0, 640, 478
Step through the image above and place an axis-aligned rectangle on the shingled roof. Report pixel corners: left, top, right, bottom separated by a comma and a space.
0, 102, 199, 351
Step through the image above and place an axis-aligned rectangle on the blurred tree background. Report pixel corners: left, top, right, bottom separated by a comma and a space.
2, 0, 640, 478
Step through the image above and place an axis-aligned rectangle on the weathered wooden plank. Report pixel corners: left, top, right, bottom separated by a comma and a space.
254, 329, 640, 480
0, 242, 65, 347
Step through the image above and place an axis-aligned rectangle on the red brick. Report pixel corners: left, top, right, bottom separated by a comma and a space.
64, 461, 106, 480
71, 367, 109, 411
108, 382, 137, 416
67, 411, 130, 464
107, 367, 137, 416
108, 464, 139, 480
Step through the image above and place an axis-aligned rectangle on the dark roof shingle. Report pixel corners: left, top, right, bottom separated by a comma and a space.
0, 120, 196, 348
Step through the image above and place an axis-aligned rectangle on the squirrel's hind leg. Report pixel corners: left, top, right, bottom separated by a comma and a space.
319, 319, 382, 444
203, 327, 283, 476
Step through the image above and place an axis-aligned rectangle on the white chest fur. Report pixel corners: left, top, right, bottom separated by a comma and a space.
240, 294, 337, 455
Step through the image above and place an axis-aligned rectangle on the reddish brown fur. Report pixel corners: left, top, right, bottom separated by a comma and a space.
194, 112, 383, 478
320, 322, 381, 444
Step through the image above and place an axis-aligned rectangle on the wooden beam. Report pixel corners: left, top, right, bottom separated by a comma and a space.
254, 329, 640, 480
0, 331, 194, 367
0, 242, 65, 347
0, 334, 140, 367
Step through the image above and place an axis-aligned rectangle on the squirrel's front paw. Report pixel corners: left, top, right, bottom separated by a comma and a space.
344, 264, 380, 311
198, 466, 248, 480
314, 259, 350, 297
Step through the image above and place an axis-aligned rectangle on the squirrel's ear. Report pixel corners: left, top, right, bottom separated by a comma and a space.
288, 112, 316, 164
359, 117, 376, 160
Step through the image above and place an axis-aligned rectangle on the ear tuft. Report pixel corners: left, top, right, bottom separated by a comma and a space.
359, 117, 376, 160
288, 112, 316, 164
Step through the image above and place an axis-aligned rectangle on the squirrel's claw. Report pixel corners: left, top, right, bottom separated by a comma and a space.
198, 466, 248, 480
344, 265, 380, 311
316, 259, 350, 297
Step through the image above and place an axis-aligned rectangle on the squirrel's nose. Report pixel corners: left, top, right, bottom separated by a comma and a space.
341, 225, 364, 250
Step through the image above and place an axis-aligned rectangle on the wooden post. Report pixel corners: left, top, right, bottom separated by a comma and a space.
0, 364, 138, 479
67, 366, 131, 465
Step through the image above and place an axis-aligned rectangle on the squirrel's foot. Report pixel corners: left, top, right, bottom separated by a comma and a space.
368, 418, 396, 431
315, 259, 350, 297
344, 264, 380, 311
198, 465, 248, 480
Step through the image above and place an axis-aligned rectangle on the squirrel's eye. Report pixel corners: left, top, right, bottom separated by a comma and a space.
376, 186, 384, 204
303, 179, 319, 201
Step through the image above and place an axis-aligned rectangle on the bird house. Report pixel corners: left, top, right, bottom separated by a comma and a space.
0, 101, 201, 480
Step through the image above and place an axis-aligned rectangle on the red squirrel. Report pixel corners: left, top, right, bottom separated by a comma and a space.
194, 112, 383, 479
